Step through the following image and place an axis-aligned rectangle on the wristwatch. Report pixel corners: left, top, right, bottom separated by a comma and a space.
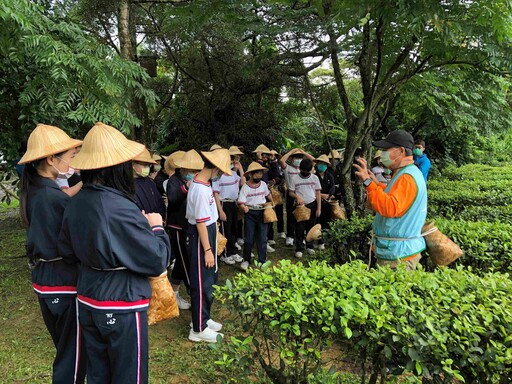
363, 178, 372, 187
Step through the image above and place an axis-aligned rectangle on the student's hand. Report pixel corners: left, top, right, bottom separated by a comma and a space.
321, 193, 329, 201
219, 210, 227, 222
143, 211, 163, 227
316, 208, 321, 218
243, 206, 249, 214
234, 161, 242, 171
186, 179, 192, 188
296, 196, 305, 206
205, 249, 215, 268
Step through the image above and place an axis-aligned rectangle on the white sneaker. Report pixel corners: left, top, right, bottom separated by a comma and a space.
235, 242, 242, 251
207, 319, 223, 332
279, 232, 286, 239
240, 261, 249, 271
317, 244, 325, 250
306, 249, 316, 255
189, 327, 223, 343
175, 292, 191, 310
237, 238, 244, 246
268, 240, 276, 246
230, 254, 243, 263
295, 251, 303, 258
285, 237, 294, 246
267, 244, 275, 253
251, 252, 255, 259
220, 255, 236, 265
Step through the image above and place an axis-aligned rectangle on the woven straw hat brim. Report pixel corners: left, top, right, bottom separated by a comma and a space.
201, 149, 232, 175
270, 150, 279, 155
164, 151, 186, 173
133, 148, 157, 164
173, 149, 204, 170
70, 123, 145, 170
252, 144, 271, 154
244, 162, 268, 176
315, 155, 331, 165
229, 146, 244, 156
210, 144, 223, 151
327, 150, 341, 159
152, 154, 163, 161
18, 124, 83, 164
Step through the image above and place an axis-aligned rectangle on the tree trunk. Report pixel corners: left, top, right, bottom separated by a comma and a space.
118, 0, 136, 61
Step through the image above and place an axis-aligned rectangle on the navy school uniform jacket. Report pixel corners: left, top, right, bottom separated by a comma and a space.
26, 176, 79, 296
318, 171, 336, 196
58, 184, 171, 312
166, 174, 188, 231
134, 177, 166, 220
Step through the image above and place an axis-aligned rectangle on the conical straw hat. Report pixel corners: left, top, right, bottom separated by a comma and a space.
201, 149, 232, 175
229, 146, 244, 156
173, 149, 204, 170
164, 151, 185, 174
373, 150, 382, 159
270, 150, 279, 156
133, 147, 157, 164
210, 144, 223, 151
252, 144, 271, 154
306, 224, 322, 242
70, 122, 145, 170
327, 149, 342, 159
152, 153, 163, 161
244, 162, 268, 176
18, 124, 83, 164
315, 154, 331, 165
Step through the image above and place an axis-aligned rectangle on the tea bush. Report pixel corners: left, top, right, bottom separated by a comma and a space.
216, 260, 512, 384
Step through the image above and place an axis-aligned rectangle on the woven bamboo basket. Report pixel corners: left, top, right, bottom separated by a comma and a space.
293, 204, 311, 222
422, 221, 464, 266
263, 202, 278, 223
306, 224, 322, 242
330, 201, 346, 220
217, 229, 228, 256
148, 272, 179, 325
270, 186, 284, 206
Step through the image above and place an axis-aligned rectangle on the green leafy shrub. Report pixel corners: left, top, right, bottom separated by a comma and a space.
322, 214, 373, 265
216, 260, 512, 383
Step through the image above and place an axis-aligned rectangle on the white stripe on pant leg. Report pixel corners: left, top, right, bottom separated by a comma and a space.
136, 312, 141, 384
176, 231, 190, 285
74, 298, 80, 384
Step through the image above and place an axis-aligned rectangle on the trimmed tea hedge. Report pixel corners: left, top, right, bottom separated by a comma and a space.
217, 260, 512, 384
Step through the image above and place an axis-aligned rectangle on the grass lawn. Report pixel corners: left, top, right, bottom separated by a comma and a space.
0, 205, 362, 383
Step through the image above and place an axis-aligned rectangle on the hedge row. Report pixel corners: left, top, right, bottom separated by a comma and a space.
216, 260, 512, 384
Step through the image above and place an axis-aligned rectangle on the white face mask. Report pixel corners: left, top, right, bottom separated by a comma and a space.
292, 159, 302, 167
53, 156, 72, 178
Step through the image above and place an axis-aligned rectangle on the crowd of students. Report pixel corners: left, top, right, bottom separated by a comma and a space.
19, 122, 345, 383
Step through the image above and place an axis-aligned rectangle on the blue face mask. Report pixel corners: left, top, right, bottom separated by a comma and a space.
184, 173, 194, 182
317, 164, 328, 173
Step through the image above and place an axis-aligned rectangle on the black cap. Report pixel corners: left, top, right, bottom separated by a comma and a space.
372, 130, 414, 150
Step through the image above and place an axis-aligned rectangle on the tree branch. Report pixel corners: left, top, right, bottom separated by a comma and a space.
358, 20, 372, 106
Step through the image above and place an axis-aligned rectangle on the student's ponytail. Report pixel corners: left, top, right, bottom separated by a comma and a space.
19, 160, 43, 227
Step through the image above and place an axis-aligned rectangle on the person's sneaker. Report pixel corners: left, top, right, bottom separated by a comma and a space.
268, 240, 276, 246
317, 244, 325, 250
267, 244, 275, 253
235, 242, 242, 251
237, 238, 244, 246
220, 255, 236, 265
240, 261, 249, 271
285, 237, 294, 246
175, 292, 191, 310
251, 252, 255, 259
306, 248, 316, 255
279, 232, 286, 239
207, 319, 223, 332
295, 251, 303, 258
230, 254, 243, 263
188, 327, 223, 343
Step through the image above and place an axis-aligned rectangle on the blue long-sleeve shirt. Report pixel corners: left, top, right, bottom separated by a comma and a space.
414, 153, 431, 182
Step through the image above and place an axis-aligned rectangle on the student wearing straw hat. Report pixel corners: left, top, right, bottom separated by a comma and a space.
315, 154, 336, 249
58, 122, 171, 383
186, 148, 231, 343
163, 150, 186, 192
166, 149, 204, 311
133, 147, 166, 221
237, 162, 273, 271
279, 148, 315, 246
18, 123, 86, 384
213, 146, 246, 265
288, 158, 322, 258
266, 149, 285, 246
